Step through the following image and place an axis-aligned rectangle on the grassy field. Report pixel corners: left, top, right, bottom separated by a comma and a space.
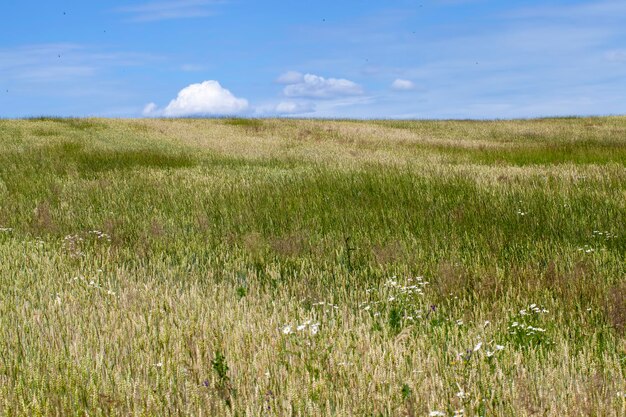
0, 116, 625, 416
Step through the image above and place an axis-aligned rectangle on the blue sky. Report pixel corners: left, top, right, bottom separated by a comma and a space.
1, 0, 625, 119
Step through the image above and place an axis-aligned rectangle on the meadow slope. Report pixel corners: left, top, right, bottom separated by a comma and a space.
0, 117, 625, 416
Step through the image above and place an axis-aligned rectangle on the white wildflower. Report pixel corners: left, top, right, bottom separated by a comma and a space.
386, 279, 398, 287
297, 324, 306, 331
282, 325, 292, 335
429, 411, 446, 417
473, 342, 483, 352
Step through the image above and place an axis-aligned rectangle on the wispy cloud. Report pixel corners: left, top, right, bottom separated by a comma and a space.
391, 79, 415, 91
274, 101, 315, 115
606, 50, 626, 62
282, 73, 364, 99
117, 0, 225, 22
0, 44, 83, 75
504, 0, 626, 20
0, 44, 154, 82
304, 95, 378, 118
276, 71, 304, 85
180, 64, 208, 72
254, 101, 316, 117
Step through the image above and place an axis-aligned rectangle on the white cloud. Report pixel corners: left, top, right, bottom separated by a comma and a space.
276, 71, 304, 84
143, 102, 158, 116
117, 0, 224, 22
254, 101, 316, 116
391, 79, 415, 91
275, 101, 315, 114
144, 80, 248, 117
283, 73, 363, 99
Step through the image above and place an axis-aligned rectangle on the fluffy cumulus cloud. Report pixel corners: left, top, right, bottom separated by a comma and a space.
282, 73, 363, 99
144, 80, 248, 117
391, 79, 415, 91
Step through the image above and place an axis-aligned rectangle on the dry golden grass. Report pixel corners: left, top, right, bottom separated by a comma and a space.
0, 116, 625, 416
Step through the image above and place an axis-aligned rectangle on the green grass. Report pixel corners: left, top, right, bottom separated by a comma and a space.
0, 117, 625, 416
434, 140, 626, 165
221, 117, 266, 132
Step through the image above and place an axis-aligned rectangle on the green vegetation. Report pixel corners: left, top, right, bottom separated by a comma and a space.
0, 117, 625, 416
